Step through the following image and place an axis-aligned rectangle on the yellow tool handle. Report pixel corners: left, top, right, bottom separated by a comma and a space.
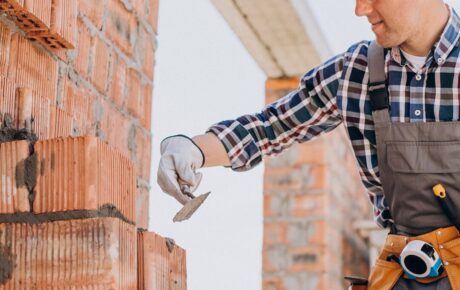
433, 184, 447, 198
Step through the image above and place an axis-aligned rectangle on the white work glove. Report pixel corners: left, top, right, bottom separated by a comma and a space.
157, 135, 205, 205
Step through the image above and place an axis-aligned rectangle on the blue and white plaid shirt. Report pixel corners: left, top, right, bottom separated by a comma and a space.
207, 6, 460, 229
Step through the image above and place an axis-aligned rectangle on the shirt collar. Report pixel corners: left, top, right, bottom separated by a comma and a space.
390, 5, 460, 67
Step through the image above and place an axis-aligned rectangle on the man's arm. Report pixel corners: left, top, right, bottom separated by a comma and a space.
192, 133, 231, 167
205, 53, 346, 172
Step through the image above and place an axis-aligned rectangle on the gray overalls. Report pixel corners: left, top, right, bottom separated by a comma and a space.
368, 41, 457, 289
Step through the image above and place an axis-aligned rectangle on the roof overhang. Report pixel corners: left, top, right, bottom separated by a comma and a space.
210, 0, 332, 78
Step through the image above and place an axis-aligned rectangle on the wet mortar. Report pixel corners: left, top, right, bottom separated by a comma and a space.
0, 204, 135, 225
0, 114, 37, 144
0, 243, 13, 285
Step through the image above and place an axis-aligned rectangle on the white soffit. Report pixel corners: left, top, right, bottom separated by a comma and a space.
210, 0, 332, 78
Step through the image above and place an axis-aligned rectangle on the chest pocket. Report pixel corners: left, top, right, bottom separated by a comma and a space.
387, 141, 460, 173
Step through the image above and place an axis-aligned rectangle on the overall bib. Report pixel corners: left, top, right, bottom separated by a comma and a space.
365, 42, 460, 290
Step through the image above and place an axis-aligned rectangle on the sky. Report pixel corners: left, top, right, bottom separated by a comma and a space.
150, 1, 460, 290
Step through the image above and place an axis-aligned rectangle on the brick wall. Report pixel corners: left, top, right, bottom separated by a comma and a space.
262, 78, 371, 290
0, 0, 187, 288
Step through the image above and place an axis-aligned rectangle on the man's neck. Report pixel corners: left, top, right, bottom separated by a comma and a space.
400, 4, 450, 57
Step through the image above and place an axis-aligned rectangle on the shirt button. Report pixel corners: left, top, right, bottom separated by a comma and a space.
438, 58, 445, 64
415, 109, 422, 116
415, 74, 422, 81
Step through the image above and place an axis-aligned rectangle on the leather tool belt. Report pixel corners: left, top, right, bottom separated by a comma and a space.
368, 226, 460, 290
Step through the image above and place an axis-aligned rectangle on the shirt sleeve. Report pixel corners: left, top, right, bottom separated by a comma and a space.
206, 54, 345, 172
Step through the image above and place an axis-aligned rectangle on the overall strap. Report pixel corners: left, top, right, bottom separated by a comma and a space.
368, 41, 389, 112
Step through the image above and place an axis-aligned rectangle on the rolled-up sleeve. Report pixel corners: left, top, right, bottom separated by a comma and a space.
206, 54, 345, 171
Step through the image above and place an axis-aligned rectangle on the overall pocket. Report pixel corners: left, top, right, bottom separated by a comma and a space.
384, 141, 460, 233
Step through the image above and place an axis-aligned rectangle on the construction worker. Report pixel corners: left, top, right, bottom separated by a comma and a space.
157, 0, 460, 289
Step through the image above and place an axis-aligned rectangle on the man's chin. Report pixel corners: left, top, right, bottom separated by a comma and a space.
373, 35, 399, 49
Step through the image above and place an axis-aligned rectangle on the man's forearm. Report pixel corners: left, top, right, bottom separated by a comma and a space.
192, 133, 231, 168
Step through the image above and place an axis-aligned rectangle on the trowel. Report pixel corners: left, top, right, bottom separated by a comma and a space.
173, 187, 210, 222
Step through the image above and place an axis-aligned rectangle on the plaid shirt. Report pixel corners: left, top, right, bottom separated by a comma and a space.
206, 6, 460, 229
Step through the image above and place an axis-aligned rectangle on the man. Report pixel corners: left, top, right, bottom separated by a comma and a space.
158, 0, 460, 289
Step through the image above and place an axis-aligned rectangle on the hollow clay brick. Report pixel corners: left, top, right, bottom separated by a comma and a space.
13, 36, 58, 101
141, 27, 155, 80
0, 77, 17, 123
138, 231, 187, 290
27, 0, 77, 50
78, 0, 106, 30
92, 36, 111, 93
126, 68, 142, 119
136, 185, 149, 229
98, 97, 133, 159
34, 136, 136, 223
75, 18, 93, 79
0, 21, 12, 77
108, 52, 127, 109
3, 0, 49, 33
60, 76, 92, 137
142, 83, 153, 130
105, 0, 137, 55
148, 0, 159, 33
22, 0, 52, 28
136, 128, 152, 181
0, 140, 30, 213
0, 218, 137, 289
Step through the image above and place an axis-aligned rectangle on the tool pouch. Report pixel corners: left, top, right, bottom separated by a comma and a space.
368, 226, 460, 290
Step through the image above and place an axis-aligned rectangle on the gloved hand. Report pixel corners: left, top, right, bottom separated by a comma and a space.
157, 135, 205, 205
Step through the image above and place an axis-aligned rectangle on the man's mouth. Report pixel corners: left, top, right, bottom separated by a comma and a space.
371, 20, 384, 29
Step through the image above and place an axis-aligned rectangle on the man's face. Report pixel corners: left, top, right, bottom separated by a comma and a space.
355, 0, 425, 48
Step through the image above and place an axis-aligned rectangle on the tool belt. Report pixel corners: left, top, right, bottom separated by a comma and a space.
368, 226, 460, 290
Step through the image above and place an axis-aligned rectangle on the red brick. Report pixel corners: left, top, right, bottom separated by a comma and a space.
136, 128, 152, 181
263, 222, 288, 246
0, 21, 12, 77
0, 218, 137, 289
142, 83, 153, 130
140, 26, 155, 79
12, 35, 58, 102
60, 75, 92, 136
30, 93, 52, 138
126, 68, 142, 119
287, 247, 326, 272
265, 78, 299, 91
263, 277, 287, 290
105, 0, 137, 55
27, 0, 77, 50
99, 97, 133, 158
75, 19, 93, 79
148, 0, 159, 33
50, 0, 77, 47
16, 87, 32, 130
138, 231, 187, 290
0, 140, 30, 213
92, 36, 111, 93
3, 0, 50, 33
34, 136, 136, 222
49, 104, 73, 138
0, 76, 18, 123
136, 185, 149, 229
78, 0, 107, 30
23, 0, 52, 28
108, 52, 127, 108
291, 194, 326, 218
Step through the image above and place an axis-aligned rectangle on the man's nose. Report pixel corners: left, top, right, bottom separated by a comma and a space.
355, 0, 373, 17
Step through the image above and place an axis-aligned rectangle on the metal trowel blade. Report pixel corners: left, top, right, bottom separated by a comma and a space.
173, 191, 211, 222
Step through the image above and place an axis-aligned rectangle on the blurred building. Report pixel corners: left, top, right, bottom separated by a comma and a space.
210, 1, 388, 289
